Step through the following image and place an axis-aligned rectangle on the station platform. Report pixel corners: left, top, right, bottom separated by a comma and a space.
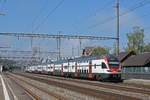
0, 73, 33, 100
0, 74, 5, 100
123, 79, 150, 87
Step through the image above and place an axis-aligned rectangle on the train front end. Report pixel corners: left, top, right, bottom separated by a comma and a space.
103, 55, 121, 81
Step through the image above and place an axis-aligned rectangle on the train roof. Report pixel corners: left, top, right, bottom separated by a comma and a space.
30, 54, 118, 66
52, 54, 118, 63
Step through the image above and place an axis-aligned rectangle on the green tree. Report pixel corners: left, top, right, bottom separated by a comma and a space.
91, 47, 110, 56
125, 26, 144, 54
144, 43, 150, 52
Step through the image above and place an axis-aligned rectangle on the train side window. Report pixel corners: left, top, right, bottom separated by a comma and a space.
72, 65, 74, 69
102, 63, 107, 69
94, 64, 96, 69
84, 70, 86, 73
64, 66, 67, 69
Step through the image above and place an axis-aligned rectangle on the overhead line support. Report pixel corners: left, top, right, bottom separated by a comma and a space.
0, 50, 59, 54
116, 0, 120, 56
0, 33, 117, 40
0, 57, 41, 59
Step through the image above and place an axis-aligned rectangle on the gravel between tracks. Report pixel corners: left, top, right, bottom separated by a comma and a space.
29, 73, 150, 91
12, 72, 148, 100
29, 73, 150, 100
7, 74, 56, 100
8, 73, 102, 100
22, 72, 150, 100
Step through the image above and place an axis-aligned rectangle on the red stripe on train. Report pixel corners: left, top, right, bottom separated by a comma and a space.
75, 62, 78, 77
89, 60, 92, 78
103, 56, 120, 72
61, 64, 64, 76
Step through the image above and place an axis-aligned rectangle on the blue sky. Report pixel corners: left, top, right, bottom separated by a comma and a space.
0, 0, 150, 58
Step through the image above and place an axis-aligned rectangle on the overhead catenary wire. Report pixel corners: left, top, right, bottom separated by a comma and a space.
89, 0, 150, 29
87, 0, 114, 17
77, 0, 114, 23
32, 0, 65, 33
31, 0, 48, 33
72, 0, 114, 33
0, 32, 118, 40
133, 9, 150, 30
31, 0, 48, 49
131, 12, 150, 28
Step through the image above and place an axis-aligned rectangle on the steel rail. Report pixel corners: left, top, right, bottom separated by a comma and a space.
29, 73, 150, 96
7, 73, 66, 100
15, 72, 141, 100
6, 75, 41, 100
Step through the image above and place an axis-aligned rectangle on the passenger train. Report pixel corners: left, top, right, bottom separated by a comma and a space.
26, 54, 121, 81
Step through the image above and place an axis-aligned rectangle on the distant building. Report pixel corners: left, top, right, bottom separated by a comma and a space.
119, 51, 150, 79
82, 46, 101, 56
119, 51, 136, 63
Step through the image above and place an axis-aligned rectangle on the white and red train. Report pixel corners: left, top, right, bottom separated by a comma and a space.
26, 54, 121, 81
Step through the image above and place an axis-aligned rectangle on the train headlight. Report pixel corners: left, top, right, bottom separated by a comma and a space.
107, 70, 111, 72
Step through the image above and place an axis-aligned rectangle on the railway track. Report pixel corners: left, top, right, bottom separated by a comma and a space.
24, 72, 150, 96
5, 73, 66, 100
7, 76, 41, 100
11, 72, 144, 100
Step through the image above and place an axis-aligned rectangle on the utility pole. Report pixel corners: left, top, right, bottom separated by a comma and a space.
30, 37, 33, 48
72, 46, 74, 57
116, 0, 120, 56
79, 39, 82, 50
57, 31, 61, 60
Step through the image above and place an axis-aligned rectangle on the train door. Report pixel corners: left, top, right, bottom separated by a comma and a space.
89, 60, 92, 78
53, 64, 55, 75
41, 66, 43, 73
46, 65, 48, 74
50, 64, 53, 75
61, 64, 64, 76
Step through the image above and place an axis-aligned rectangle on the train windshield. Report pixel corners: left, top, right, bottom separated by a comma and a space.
107, 56, 119, 69
108, 61, 119, 69
109, 64, 119, 69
